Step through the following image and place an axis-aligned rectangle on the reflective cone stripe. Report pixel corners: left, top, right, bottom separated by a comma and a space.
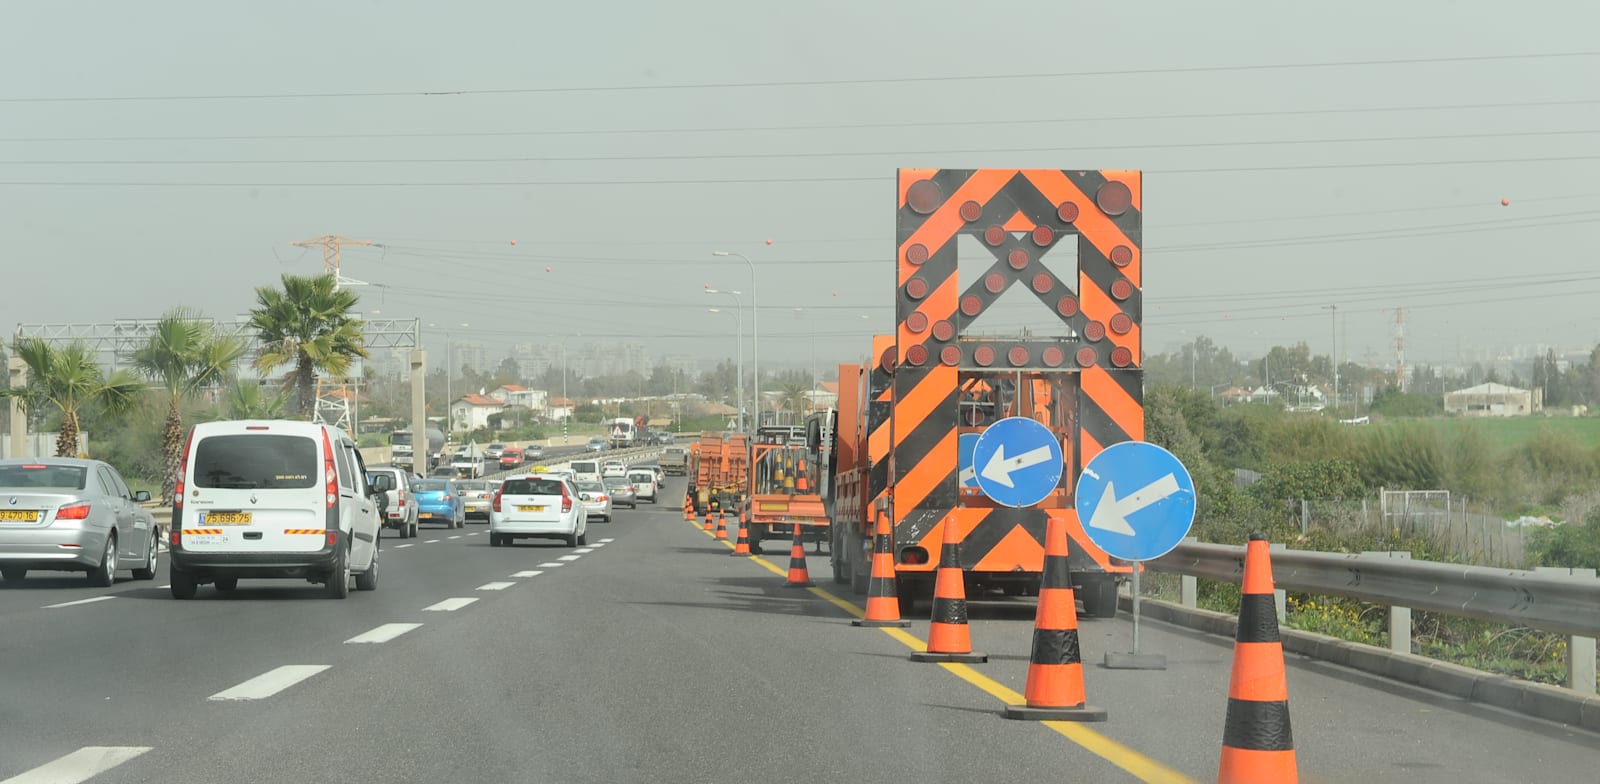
1003, 515, 1103, 721
914, 521, 987, 663
1219, 533, 1297, 784
730, 512, 752, 556
785, 523, 813, 587
714, 511, 728, 540
853, 510, 910, 627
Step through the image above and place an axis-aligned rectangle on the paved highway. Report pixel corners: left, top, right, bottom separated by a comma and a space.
2, 473, 1596, 783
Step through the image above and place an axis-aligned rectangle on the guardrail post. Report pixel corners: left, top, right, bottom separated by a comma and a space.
1270, 542, 1286, 624
1365, 551, 1412, 653
1535, 566, 1598, 693
1179, 536, 1198, 608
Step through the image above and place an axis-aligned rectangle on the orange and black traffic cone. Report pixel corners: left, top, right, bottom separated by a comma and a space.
683, 494, 693, 521
1218, 533, 1297, 784
784, 523, 813, 587
1002, 514, 1105, 721
910, 520, 986, 663
852, 510, 911, 628
730, 510, 752, 556
703, 508, 714, 532
714, 510, 729, 540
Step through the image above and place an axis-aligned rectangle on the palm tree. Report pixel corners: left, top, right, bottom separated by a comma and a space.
777, 381, 811, 414
247, 274, 368, 418
223, 379, 289, 419
0, 339, 143, 457
132, 309, 248, 504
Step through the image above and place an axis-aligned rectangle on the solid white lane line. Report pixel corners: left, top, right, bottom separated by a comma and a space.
42, 596, 116, 609
573, 548, 595, 554
448, 535, 462, 540
557, 554, 581, 562
511, 570, 543, 578
395, 543, 416, 549
209, 665, 330, 701
0, 746, 152, 784
477, 581, 515, 591
538, 562, 564, 568
423, 597, 479, 612
345, 623, 423, 644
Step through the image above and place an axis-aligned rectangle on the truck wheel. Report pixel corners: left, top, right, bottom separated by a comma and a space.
1076, 573, 1119, 619
896, 580, 918, 618
830, 527, 849, 585
849, 531, 870, 597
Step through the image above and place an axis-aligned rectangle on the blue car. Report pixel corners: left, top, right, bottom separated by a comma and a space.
411, 479, 465, 529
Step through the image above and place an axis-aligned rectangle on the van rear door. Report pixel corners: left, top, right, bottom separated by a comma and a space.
183, 431, 327, 553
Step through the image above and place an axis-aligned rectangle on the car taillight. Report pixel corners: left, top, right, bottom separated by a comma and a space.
597, 494, 608, 502
55, 502, 91, 520
560, 485, 573, 513
320, 429, 338, 509
492, 489, 503, 512
174, 426, 197, 507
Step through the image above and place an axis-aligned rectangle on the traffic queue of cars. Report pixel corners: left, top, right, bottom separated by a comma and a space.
0, 422, 667, 598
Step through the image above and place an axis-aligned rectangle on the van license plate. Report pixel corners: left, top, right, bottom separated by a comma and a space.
517, 505, 544, 512
0, 510, 39, 523
205, 511, 252, 525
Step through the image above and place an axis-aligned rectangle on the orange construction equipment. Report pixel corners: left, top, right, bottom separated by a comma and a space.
1002, 515, 1105, 721
746, 423, 832, 554
686, 432, 749, 524
910, 520, 987, 663
851, 510, 910, 628
1218, 533, 1297, 784
784, 523, 813, 587
730, 509, 752, 556
825, 168, 1141, 618
714, 510, 729, 540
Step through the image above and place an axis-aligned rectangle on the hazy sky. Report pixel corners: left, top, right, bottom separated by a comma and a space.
4, 1, 1597, 375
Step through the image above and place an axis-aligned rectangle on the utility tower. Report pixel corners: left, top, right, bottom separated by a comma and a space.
1395, 308, 1406, 391
291, 235, 373, 289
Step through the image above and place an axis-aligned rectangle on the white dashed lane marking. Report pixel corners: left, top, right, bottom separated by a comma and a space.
511, 570, 543, 578
573, 548, 595, 554
344, 623, 423, 644
0, 746, 152, 784
423, 539, 440, 544
557, 555, 581, 562
42, 596, 116, 610
538, 562, 564, 568
467, 531, 482, 536
477, 581, 515, 591
448, 535, 462, 540
423, 597, 478, 612
395, 543, 415, 549
599, 538, 616, 543
209, 665, 330, 701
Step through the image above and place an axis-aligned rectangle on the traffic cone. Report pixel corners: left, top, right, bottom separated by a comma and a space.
730, 510, 752, 556
1002, 514, 1105, 721
784, 523, 813, 587
911, 520, 986, 663
852, 510, 911, 628
683, 493, 693, 521
796, 457, 810, 493
714, 510, 729, 540
1218, 533, 1297, 784
703, 509, 714, 532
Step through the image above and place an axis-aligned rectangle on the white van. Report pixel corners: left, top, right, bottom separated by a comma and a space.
170, 420, 382, 599
568, 460, 601, 484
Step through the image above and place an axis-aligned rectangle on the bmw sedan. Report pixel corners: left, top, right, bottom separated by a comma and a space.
0, 458, 162, 585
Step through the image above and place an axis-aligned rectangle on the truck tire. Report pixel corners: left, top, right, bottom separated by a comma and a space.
849, 529, 870, 596
1076, 573, 1119, 619
830, 526, 849, 585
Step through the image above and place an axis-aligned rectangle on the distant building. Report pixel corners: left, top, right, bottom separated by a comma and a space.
1443, 382, 1542, 417
488, 384, 545, 412
547, 397, 576, 422
450, 393, 504, 432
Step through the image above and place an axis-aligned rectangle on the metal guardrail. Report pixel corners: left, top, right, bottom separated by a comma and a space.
1151, 541, 1600, 639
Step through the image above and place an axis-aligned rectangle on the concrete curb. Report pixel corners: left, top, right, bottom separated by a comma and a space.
1121, 595, 1600, 734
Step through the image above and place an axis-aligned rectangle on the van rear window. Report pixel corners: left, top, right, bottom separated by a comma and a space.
503, 478, 564, 496
193, 435, 318, 489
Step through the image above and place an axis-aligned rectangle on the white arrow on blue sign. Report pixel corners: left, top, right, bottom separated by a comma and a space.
971, 417, 1063, 508
957, 433, 981, 488
1074, 441, 1197, 562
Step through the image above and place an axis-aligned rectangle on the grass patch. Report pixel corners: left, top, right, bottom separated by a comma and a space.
1378, 415, 1600, 450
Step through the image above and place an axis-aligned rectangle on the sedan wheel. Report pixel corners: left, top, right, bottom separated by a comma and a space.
132, 531, 159, 580
0, 567, 26, 582
88, 534, 117, 587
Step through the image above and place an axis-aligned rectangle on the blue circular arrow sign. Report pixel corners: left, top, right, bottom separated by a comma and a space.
957, 432, 982, 489
972, 417, 1064, 508
1074, 441, 1197, 562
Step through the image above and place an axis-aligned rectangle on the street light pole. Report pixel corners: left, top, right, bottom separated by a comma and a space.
429, 322, 469, 435
706, 288, 745, 431
713, 251, 758, 429
1323, 304, 1338, 412
708, 307, 743, 430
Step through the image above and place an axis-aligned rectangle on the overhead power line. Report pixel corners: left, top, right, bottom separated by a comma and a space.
2, 50, 1595, 103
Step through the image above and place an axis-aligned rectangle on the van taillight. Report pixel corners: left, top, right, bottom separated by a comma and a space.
320, 429, 338, 509
325, 530, 339, 547
174, 426, 197, 507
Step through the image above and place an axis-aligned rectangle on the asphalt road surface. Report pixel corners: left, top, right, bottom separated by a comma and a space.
2, 474, 1597, 783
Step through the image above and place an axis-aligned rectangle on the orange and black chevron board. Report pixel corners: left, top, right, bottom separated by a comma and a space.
892, 169, 1144, 579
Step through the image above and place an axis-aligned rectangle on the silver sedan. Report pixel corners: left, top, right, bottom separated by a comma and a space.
0, 458, 162, 586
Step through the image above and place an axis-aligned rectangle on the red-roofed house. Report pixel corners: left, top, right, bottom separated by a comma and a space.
489, 384, 546, 413
450, 393, 505, 433
547, 396, 576, 422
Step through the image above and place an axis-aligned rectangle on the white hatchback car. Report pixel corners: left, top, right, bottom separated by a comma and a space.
490, 474, 587, 547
